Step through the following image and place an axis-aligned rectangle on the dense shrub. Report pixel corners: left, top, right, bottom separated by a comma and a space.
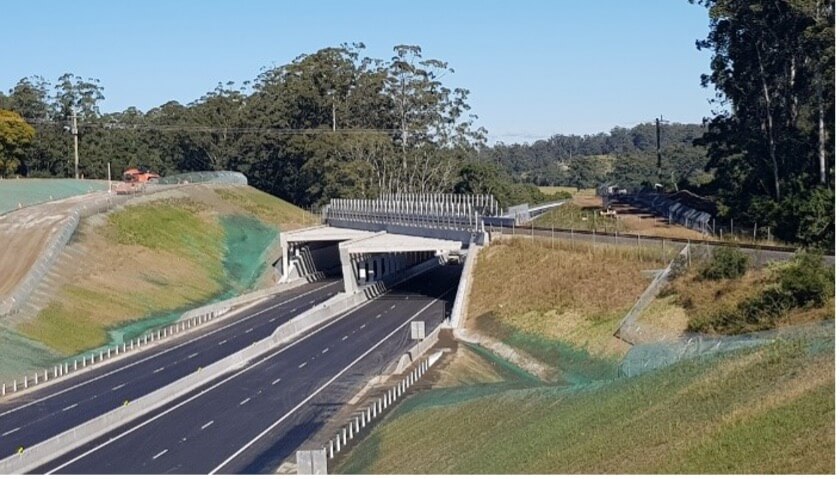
688, 250, 834, 335
699, 246, 749, 280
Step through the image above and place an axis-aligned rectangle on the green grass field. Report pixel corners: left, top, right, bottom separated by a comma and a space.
467, 238, 671, 382
17, 187, 307, 356
338, 335, 834, 474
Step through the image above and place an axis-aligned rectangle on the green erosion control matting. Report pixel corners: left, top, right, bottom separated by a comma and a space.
101, 214, 277, 346
0, 179, 108, 215
0, 214, 278, 383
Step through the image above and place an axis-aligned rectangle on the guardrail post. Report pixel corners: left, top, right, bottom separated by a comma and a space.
13, 380, 17, 393
329, 440, 334, 459
348, 422, 353, 440
44, 368, 49, 380
74, 360, 78, 371
82, 356, 86, 367
1, 384, 5, 396
23, 376, 27, 389
107, 348, 111, 359
100, 351, 104, 362
361, 412, 366, 428
355, 416, 360, 434
34, 373, 38, 385
54, 365, 58, 377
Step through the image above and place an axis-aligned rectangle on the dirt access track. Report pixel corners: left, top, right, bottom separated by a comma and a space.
0, 193, 112, 299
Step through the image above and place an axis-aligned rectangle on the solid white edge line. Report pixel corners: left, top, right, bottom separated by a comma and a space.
0, 280, 339, 420
45, 293, 371, 475
208, 285, 454, 474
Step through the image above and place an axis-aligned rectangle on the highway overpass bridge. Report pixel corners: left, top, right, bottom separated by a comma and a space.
0, 192, 517, 474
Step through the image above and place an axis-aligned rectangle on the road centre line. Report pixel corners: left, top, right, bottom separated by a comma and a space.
0, 280, 339, 420
209, 285, 455, 474
46, 290, 375, 475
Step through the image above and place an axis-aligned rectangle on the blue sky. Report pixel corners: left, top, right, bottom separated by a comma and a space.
2, 1, 714, 143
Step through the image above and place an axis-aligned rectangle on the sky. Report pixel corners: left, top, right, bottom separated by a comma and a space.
2, 1, 715, 144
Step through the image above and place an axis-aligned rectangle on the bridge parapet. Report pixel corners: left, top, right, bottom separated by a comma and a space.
325, 193, 500, 245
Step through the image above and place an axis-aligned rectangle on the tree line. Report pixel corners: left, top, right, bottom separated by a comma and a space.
0, 2, 834, 249
0, 44, 496, 206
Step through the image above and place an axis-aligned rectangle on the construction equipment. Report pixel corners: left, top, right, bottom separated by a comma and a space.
114, 166, 160, 195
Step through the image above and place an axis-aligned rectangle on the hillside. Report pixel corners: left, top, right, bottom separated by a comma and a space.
338, 333, 833, 474
0, 185, 315, 380
336, 237, 835, 474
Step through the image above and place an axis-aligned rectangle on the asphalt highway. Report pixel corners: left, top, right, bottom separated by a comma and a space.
0, 279, 343, 460
38, 264, 462, 474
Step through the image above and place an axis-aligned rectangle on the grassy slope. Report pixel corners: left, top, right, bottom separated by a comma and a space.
638, 263, 835, 338
214, 187, 317, 229
467, 238, 669, 380
339, 337, 834, 474
18, 187, 310, 355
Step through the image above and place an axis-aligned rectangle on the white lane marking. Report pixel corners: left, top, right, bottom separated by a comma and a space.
298, 362, 307, 369
209, 285, 455, 474
245, 328, 253, 333
201, 421, 214, 430
375, 314, 381, 319
271, 378, 281, 385
360, 324, 366, 329
44, 290, 382, 474
390, 305, 396, 310
153, 367, 165, 374
239, 398, 251, 406
188, 352, 198, 359
308, 300, 315, 304
153, 449, 168, 460
111, 383, 125, 391
0, 280, 341, 420
269, 318, 277, 323
341, 336, 348, 341
218, 339, 227, 346
62, 403, 78, 412
1, 427, 20, 437
290, 308, 297, 313
321, 348, 329, 354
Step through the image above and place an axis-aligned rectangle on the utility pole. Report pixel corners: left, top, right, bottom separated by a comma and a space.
71, 109, 80, 179
655, 115, 662, 181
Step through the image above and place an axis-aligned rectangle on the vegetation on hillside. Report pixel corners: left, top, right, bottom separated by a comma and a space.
17, 188, 306, 355
339, 335, 834, 474
467, 238, 671, 382
647, 249, 835, 337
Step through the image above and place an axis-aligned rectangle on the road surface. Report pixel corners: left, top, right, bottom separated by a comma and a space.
0, 279, 343, 460
38, 265, 461, 474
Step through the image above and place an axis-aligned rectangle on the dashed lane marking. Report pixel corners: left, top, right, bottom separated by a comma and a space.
188, 353, 198, 359
271, 378, 281, 385
298, 362, 307, 369
341, 336, 348, 341
218, 339, 227, 345
153, 449, 168, 460
239, 398, 251, 406
245, 328, 253, 333
111, 383, 125, 391
201, 421, 214, 430
153, 367, 165, 374
1, 427, 20, 437
321, 348, 329, 354
62, 403, 77, 412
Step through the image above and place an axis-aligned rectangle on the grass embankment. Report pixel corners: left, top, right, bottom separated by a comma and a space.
637, 251, 835, 338
215, 187, 317, 229
467, 238, 670, 382
18, 187, 310, 355
338, 335, 834, 474
19, 200, 226, 354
